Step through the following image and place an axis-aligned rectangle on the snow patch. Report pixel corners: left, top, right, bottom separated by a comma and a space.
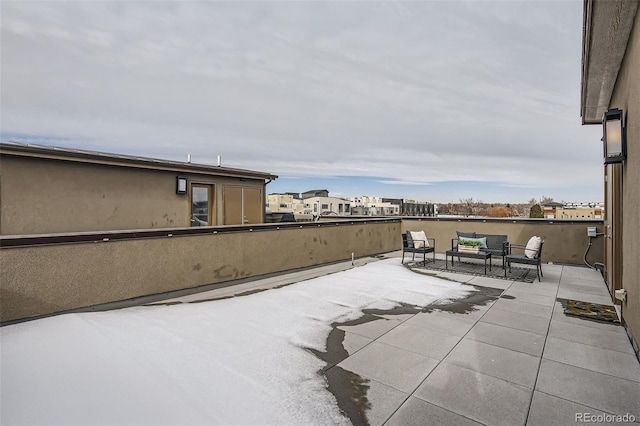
1, 259, 471, 425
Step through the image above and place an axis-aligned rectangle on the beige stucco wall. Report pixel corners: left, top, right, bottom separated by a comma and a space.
402, 218, 604, 266
0, 220, 400, 322
610, 9, 640, 344
0, 156, 266, 234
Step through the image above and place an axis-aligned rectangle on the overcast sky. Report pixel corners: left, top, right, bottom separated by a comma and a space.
1, 1, 603, 203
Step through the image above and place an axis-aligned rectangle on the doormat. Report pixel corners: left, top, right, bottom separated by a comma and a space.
408, 259, 535, 283
560, 299, 620, 323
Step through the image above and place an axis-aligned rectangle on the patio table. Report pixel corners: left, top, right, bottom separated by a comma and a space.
445, 249, 492, 275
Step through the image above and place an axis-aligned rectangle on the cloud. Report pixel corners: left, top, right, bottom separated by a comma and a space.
0, 1, 603, 201
376, 180, 434, 186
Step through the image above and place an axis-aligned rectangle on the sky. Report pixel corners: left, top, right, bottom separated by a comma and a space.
1, 1, 604, 203
0, 259, 471, 424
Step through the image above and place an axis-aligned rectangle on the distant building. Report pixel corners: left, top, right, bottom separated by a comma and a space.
543, 202, 604, 220
542, 202, 565, 219
390, 199, 436, 216
351, 196, 400, 216
303, 196, 351, 216
266, 193, 305, 214
301, 189, 329, 199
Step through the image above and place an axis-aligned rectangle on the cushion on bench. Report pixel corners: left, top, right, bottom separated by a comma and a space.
458, 236, 487, 248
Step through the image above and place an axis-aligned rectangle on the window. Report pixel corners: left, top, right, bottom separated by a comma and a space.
322, 204, 328, 209
191, 184, 213, 226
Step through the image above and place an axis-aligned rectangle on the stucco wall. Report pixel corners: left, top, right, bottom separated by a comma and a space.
0, 220, 401, 322
402, 217, 604, 266
0, 156, 265, 234
610, 9, 640, 345
1, 217, 605, 323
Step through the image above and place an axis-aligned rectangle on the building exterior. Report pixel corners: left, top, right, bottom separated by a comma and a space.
404, 200, 436, 216
0, 142, 277, 234
303, 196, 351, 216
266, 193, 305, 214
351, 196, 400, 216
542, 202, 603, 220
581, 0, 639, 353
554, 207, 603, 220
542, 202, 564, 219
301, 189, 329, 199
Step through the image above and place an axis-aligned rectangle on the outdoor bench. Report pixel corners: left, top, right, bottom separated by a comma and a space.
452, 231, 509, 268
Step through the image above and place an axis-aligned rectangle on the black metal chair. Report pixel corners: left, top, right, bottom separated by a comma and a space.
505, 240, 544, 281
401, 232, 436, 264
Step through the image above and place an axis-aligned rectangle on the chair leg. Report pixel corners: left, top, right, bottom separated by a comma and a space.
537, 264, 543, 281
402, 251, 405, 264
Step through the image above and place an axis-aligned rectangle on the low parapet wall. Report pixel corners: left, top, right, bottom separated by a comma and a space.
0, 216, 604, 323
0, 219, 400, 323
402, 217, 604, 266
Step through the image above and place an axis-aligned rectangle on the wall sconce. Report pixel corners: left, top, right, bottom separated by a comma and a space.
603, 108, 626, 164
176, 175, 187, 194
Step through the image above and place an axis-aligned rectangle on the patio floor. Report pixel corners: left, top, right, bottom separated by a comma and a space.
149, 251, 640, 425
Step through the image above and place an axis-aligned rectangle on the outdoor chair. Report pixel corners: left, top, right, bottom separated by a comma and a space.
401, 231, 435, 264
505, 238, 544, 282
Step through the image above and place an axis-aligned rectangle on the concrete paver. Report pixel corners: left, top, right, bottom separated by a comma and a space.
536, 359, 640, 418
542, 337, 640, 382
480, 307, 551, 335
526, 391, 614, 426
414, 362, 532, 425
547, 320, 636, 354
464, 321, 546, 357
337, 341, 440, 393
385, 397, 483, 426
491, 297, 554, 318
358, 379, 409, 426
377, 323, 464, 360
149, 251, 639, 425
445, 339, 540, 388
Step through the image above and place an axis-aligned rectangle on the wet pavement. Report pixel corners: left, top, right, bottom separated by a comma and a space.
148, 251, 640, 425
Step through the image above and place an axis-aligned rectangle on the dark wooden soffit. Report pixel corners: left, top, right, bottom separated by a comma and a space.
581, 0, 639, 124
0, 141, 278, 181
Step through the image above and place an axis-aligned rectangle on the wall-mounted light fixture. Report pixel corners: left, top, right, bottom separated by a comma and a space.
176, 175, 187, 194
603, 108, 626, 164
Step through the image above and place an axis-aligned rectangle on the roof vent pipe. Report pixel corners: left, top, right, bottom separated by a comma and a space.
217, 155, 221, 167
187, 154, 191, 163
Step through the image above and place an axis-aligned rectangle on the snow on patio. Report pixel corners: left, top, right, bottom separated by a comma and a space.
1, 259, 472, 425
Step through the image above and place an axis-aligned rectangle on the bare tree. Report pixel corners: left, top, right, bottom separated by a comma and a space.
539, 195, 554, 205
459, 198, 475, 216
